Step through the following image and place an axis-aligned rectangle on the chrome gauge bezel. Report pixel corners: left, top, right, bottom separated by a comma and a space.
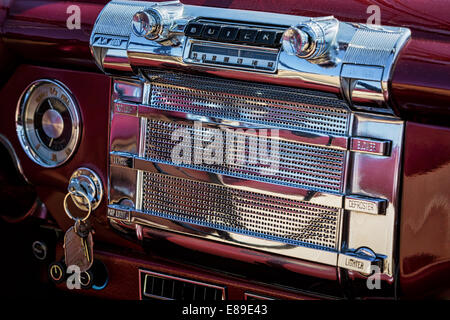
15, 79, 81, 168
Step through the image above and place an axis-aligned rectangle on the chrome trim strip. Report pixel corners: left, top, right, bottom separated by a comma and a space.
130, 209, 339, 267
135, 77, 149, 211
113, 100, 349, 151
142, 81, 152, 105
135, 170, 144, 211
109, 154, 345, 209
138, 117, 148, 158
135, 116, 147, 212
244, 293, 275, 300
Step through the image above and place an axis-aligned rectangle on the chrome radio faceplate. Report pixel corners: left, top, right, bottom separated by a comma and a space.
107, 73, 403, 277
91, 1, 410, 113
91, 1, 409, 278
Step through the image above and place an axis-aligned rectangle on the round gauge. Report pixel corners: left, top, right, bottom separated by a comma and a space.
16, 79, 81, 167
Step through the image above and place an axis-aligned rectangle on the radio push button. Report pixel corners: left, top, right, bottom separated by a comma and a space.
255, 30, 277, 46
185, 23, 204, 37
238, 29, 258, 43
202, 25, 221, 40
218, 27, 239, 41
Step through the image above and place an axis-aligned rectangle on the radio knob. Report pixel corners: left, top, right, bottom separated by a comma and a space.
282, 27, 312, 57
132, 10, 161, 40
282, 17, 339, 60
131, 3, 184, 43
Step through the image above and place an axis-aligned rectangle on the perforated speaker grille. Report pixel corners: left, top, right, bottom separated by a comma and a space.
145, 118, 346, 192
146, 72, 350, 135
141, 172, 341, 250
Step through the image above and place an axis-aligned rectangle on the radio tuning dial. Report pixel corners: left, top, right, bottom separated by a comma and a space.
282, 27, 312, 57
282, 16, 339, 60
132, 3, 184, 43
132, 10, 161, 40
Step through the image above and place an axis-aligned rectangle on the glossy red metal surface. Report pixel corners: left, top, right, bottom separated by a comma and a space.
2, 0, 107, 69
399, 122, 450, 298
390, 38, 450, 125
53, 246, 319, 300
1, 0, 450, 122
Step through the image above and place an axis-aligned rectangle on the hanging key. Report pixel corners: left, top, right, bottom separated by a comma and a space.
63, 189, 95, 273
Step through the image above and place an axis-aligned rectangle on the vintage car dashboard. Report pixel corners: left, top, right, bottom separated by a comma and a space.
0, 0, 449, 300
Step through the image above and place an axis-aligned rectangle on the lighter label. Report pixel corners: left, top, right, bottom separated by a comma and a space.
107, 207, 130, 221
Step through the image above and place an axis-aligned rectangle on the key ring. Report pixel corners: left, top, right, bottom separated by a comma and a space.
63, 189, 92, 222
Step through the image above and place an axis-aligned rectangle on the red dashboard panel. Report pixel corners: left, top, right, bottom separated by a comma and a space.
400, 123, 450, 298
0, 65, 122, 245
53, 246, 320, 300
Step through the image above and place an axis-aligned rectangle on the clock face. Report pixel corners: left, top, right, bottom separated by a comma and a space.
16, 80, 81, 167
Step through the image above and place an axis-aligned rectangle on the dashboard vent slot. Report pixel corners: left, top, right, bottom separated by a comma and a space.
140, 270, 225, 300
146, 71, 350, 135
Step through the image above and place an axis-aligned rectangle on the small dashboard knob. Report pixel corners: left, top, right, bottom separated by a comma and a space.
282, 27, 312, 57
282, 17, 339, 60
131, 3, 184, 43
132, 10, 161, 40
